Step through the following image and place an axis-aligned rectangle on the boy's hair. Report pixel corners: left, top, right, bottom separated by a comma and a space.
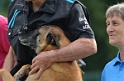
106, 3, 124, 21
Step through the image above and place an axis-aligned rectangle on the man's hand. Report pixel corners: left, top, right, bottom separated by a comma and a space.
29, 51, 53, 80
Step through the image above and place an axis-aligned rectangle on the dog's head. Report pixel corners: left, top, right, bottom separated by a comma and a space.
19, 25, 70, 54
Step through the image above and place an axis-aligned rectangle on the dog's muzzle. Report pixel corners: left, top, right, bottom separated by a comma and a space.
19, 29, 39, 50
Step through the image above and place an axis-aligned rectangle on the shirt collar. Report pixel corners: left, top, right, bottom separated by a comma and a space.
27, 0, 57, 14
113, 51, 121, 66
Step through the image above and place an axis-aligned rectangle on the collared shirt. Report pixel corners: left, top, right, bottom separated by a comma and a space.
101, 51, 124, 81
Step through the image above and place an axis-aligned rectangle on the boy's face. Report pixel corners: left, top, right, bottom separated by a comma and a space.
106, 14, 124, 47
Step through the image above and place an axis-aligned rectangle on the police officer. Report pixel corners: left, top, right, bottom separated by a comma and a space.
4, 0, 97, 80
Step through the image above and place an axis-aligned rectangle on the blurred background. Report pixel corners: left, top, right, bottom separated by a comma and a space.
0, 0, 124, 81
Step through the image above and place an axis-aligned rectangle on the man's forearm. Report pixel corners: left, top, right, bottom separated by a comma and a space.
3, 46, 17, 72
49, 38, 97, 63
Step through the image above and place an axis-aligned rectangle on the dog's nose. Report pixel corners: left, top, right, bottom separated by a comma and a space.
19, 36, 37, 49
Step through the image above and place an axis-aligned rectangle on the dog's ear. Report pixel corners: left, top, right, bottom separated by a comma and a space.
47, 32, 60, 49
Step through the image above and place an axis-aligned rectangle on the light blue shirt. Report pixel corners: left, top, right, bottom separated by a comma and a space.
101, 51, 124, 81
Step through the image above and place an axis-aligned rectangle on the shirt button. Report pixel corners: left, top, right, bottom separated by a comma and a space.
8, 32, 11, 35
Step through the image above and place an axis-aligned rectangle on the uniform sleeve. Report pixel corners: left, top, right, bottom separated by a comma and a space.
0, 16, 10, 54
68, 3, 95, 40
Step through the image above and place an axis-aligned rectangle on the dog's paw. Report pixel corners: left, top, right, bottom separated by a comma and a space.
15, 77, 20, 81
14, 71, 25, 81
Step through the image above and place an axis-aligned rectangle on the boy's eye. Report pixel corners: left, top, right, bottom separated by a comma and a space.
112, 20, 120, 26
106, 23, 110, 26
113, 22, 118, 25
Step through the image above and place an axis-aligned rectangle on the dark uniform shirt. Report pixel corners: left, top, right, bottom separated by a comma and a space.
8, 0, 94, 75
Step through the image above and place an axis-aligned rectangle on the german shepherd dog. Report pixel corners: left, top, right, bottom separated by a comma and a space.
0, 25, 82, 81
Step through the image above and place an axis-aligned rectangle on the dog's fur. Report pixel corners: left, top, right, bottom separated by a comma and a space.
0, 25, 82, 81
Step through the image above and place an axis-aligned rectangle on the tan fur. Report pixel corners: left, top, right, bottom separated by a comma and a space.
0, 25, 83, 81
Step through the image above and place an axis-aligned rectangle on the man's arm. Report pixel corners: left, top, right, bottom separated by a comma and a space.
52, 38, 97, 62
3, 46, 18, 72
30, 38, 97, 79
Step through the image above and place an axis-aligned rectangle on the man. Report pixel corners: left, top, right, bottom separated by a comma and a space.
4, 0, 97, 80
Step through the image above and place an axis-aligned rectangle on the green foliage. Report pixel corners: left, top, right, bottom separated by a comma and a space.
0, 0, 10, 16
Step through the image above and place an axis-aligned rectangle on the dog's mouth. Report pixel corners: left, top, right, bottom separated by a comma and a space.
19, 36, 37, 49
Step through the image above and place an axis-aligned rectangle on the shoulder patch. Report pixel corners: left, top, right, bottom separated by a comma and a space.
66, 0, 74, 3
